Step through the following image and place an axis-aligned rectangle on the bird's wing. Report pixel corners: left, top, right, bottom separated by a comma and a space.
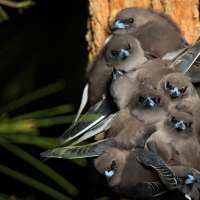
41, 138, 114, 159
169, 40, 200, 75
54, 96, 114, 146
162, 47, 189, 60
72, 83, 89, 124
71, 113, 115, 146
136, 149, 178, 190
132, 181, 167, 199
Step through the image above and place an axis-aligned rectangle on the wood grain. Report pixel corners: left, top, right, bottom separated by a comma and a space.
86, 0, 200, 61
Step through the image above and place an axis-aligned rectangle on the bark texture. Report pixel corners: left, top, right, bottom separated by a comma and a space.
86, 0, 200, 61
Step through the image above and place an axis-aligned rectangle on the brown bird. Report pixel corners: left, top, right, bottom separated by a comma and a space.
110, 59, 176, 109
94, 148, 199, 200
157, 73, 199, 106
104, 89, 170, 150
145, 110, 200, 171
111, 7, 189, 58
74, 89, 170, 150
110, 39, 200, 109
86, 34, 147, 106
41, 89, 171, 158
110, 59, 195, 110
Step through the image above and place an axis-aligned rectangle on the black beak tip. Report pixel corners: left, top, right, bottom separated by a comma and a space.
111, 27, 117, 31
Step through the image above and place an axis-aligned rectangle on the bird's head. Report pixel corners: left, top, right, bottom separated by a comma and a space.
159, 73, 198, 105
111, 7, 153, 35
104, 34, 146, 72
94, 148, 128, 188
130, 89, 170, 124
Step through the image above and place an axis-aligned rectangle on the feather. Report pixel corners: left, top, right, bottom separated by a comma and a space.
41, 138, 114, 159
54, 96, 113, 146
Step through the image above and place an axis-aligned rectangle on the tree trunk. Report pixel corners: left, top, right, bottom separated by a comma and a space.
86, 0, 200, 62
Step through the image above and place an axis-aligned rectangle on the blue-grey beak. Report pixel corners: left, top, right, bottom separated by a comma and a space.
170, 87, 181, 97
111, 20, 126, 30
112, 68, 124, 81
104, 170, 114, 181
175, 120, 185, 130
185, 175, 197, 185
118, 49, 129, 59
143, 97, 155, 107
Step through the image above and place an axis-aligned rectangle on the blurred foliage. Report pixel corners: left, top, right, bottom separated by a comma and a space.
0, 81, 98, 199
0, 0, 107, 199
0, 0, 35, 22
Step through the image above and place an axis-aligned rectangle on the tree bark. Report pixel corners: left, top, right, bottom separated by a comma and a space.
86, 0, 200, 62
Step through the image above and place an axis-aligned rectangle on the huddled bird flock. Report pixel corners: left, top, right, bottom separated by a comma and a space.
41, 7, 200, 200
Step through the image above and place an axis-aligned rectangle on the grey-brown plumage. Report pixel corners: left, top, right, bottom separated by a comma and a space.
103, 34, 147, 72
87, 34, 147, 106
94, 148, 169, 199
110, 59, 178, 109
169, 166, 200, 200
110, 39, 200, 110
105, 89, 170, 150
41, 138, 114, 159
111, 7, 189, 58
40, 89, 170, 159
144, 109, 200, 199
94, 148, 197, 200
69, 89, 170, 150
54, 96, 114, 146
185, 63, 200, 83
145, 110, 200, 171
172, 99, 200, 141
157, 73, 199, 106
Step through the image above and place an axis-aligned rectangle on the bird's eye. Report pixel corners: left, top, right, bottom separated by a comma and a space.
126, 44, 131, 50
166, 82, 172, 90
154, 97, 160, 104
139, 96, 144, 103
171, 117, 177, 124
180, 87, 187, 94
129, 18, 134, 23
185, 122, 192, 128
111, 160, 116, 169
111, 51, 118, 57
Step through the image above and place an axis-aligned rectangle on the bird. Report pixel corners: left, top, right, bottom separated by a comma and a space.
168, 166, 200, 200
51, 34, 200, 153
54, 95, 114, 146
144, 109, 200, 200
79, 88, 170, 149
185, 63, 200, 83
110, 58, 177, 109
94, 148, 198, 200
111, 7, 189, 58
41, 138, 114, 159
74, 14, 200, 124
174, 99, 200, 133
41, 89, 171, 158
104, 89, 170, 150
145, 110, 200, 171
86, 34, 147, 107
110, 39, 200, 109
157, 73, 199, 106
84, 12, 199, 109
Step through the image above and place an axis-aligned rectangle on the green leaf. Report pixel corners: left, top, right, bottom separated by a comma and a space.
0, 134, 55, 149
0, 5, 9, 22
0, 137, 79, 197
0, 164, 72, 200
9, 104, 75, 121
0, 80, 66, 114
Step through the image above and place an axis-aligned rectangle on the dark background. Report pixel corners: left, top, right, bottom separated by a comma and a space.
0, 0, 112, 199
